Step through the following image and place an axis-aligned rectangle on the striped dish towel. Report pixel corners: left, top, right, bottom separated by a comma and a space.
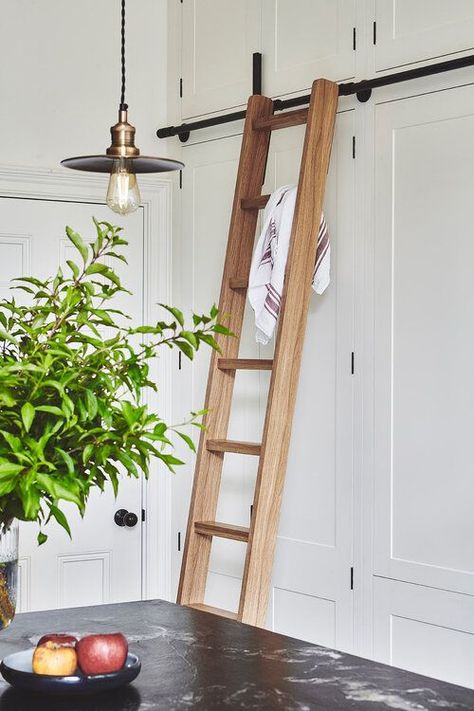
248, 185, 330, 345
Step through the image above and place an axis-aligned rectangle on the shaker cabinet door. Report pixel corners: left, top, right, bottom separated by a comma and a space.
262, 109, 356, 653
181, 0, 261, 119
375, 0, 474, 71
262, 0, 356, 98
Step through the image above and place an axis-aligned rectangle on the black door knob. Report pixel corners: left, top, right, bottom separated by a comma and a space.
124, 511, 138, 527
114, 509, 138, 528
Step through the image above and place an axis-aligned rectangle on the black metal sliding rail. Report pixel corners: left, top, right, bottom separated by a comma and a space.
157, 54, 474, 143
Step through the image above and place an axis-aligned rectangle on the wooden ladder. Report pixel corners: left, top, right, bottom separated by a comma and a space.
177, 79, 339, 627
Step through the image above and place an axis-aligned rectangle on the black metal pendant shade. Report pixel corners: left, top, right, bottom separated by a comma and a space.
61, 155, 183, 173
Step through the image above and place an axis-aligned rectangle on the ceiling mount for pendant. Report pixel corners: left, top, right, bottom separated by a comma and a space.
61, 0, 183, 215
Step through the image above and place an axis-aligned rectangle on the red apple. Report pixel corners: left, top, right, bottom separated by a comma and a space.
33, 641, 78, 676
76, 633, 128, 675
37, 633, 77, 648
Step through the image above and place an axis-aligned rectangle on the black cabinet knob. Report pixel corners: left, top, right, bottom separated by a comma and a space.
114, 509, 138, 528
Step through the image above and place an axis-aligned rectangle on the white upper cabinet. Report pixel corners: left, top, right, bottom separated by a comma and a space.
375, 0, 474, 71
181, 0, 261, 119
262, 0, 356, 97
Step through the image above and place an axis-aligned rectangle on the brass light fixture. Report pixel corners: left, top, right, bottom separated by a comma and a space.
61, 0, 183, 215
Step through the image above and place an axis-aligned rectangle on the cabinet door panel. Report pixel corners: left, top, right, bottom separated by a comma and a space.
263, 110, 355, 652
375, 0, 474, 71
262, 0, 356, 97
182, 0, 260, 119
374, 578, 474, 689
373, 83, 474, 597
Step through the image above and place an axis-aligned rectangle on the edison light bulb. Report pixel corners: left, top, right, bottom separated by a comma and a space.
106, 159, 141, 215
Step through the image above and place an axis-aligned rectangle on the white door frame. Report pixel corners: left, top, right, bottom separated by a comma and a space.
0, 163, 174, 602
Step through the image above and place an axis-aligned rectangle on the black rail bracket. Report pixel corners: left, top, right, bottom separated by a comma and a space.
178, 130, 191, 143
356, 88, 372, 102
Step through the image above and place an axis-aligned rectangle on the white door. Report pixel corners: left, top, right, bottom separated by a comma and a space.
173, 109, 355, 652
372, 82, 474, 686
262, 0, 356, 98
375, 0, 474, 72
0, 197, 144, 612
181, 0, 261, 119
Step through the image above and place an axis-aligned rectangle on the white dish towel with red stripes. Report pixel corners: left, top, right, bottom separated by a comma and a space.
248, 184, 330, 345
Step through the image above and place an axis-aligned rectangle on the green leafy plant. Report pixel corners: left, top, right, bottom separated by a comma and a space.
0, 219, 230, 544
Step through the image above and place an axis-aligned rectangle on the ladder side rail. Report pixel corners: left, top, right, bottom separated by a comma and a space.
238, 79, 339, 626
177, 94, 274, 606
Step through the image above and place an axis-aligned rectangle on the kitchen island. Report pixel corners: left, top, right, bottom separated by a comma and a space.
0, 599, 472, 710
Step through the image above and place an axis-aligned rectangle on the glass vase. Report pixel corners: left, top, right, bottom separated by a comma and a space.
0, 521, 18, 630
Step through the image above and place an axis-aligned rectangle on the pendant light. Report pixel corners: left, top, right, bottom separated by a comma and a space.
61, 0, 183, 215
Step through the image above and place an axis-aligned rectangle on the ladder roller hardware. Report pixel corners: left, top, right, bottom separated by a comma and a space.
177, 79, 338, 626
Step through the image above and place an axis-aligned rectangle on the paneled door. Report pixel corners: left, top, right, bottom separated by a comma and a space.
372, 82, 474, 686
262, 0, 356, 97
0, 197, 144, 612
181, 0, 261, 119
262, 109, 355, 652
375, 0, 474, 72
174, 109, 355, 652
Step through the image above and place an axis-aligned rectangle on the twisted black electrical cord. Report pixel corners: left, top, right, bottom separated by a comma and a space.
120, 0, 127, 111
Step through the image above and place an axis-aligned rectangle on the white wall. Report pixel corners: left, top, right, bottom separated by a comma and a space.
0, 0, 169, 168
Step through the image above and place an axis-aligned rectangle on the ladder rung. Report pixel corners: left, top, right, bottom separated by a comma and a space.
254, 108, 308, 131
241, 194, 270, 210
228, 276, 248, 290
206, 439, 261, 456
218, 358, 273, 371
186, 603, 239, 620
195, 521, 250, 542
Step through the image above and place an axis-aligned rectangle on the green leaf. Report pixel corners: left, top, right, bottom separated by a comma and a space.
37, 532, 48, 546
85, 263, 108, 276
36, 473, 82, 507
66, 226, 89, 263
36, 406, 64, 417
115, 450, 139, 478
48, 504, 72, 538
180, 330, 198, 348
66, 260, 80, 279
55, 448, 75, 476
0, 462, 24, 478
21, 403, 36, 432
159, 304, 184, 327
0, 431, 21, 453
176, 341, 194, 360
82, 444, 94, 466
177, 431, 196, 453
85, 390, 98, 419
213, 323, 234, 336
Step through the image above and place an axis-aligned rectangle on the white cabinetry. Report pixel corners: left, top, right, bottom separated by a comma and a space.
173, 110, 356, 651
372, 82, 474, 685
375, 0, 474, 71
181, 0, 260, 118
265, 110, 355, 652
171, 0, 474, 689
262, 0, 356, 97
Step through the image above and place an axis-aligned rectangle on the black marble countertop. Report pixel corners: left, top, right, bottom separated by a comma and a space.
0, 599, 472, 710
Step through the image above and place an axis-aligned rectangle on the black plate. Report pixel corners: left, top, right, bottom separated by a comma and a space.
0, 649, 141, 696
